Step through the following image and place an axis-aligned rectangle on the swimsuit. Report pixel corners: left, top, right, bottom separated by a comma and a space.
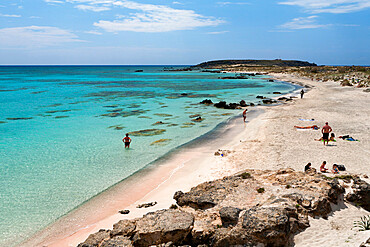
323, 132, 329, 140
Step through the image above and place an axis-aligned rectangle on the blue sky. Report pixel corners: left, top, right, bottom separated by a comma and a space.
0, 0, 369, 65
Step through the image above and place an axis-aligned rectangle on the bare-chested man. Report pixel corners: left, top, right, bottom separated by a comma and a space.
321, 122, 332, 145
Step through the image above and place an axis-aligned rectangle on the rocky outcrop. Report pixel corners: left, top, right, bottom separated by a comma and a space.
78, 229, 111, 247
79, 169, 356, 247
345, 177, 370, 211
132, 209, 194, 246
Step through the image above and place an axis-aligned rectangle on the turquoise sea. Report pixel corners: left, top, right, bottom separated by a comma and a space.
0, 66, 298, 246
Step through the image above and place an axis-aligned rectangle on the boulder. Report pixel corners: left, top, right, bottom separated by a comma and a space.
219, 207, 242, 227
241, 207, 298, 246
345, 178, 370, 211
100, 236, 133, 247
239, 100, 247, 107
78, 229, 111, 247
111, 220, 136, 237
132, 209, 194, 246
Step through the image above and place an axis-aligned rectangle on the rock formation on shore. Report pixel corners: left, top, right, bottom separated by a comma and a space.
78, 168, 369, 247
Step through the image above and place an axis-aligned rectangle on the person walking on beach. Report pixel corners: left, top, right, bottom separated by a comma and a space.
122, 133, 132, 149
242, 109, 247, 122
300, 89, 305, 99
321, 122, 332, 145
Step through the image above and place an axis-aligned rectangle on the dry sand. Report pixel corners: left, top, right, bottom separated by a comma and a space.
24, 74, 370, 247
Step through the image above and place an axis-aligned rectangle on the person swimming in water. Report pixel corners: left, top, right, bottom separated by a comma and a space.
122, 133, 132, 149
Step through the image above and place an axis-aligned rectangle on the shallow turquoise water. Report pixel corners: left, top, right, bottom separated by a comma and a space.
0, 66, 298, 246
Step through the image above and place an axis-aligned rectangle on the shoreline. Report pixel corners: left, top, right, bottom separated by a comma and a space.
21, 107, 266, 247
23, 74, 370, 247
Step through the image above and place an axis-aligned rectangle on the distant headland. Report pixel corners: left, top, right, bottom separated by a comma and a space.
192, 59, 317, 68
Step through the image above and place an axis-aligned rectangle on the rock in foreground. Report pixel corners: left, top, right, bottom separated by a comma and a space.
79, 169, 369, 247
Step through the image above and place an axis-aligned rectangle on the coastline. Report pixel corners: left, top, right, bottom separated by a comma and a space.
21, 107, 265, 247
23, 74, 370, 247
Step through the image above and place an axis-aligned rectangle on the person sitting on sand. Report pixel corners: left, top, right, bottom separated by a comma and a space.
242, 109, 247, 122
320, 161, 328, 173
321, 122, 332, 145
304, 163, 312, 172
294, 125, 319, 130
315, 133, 336, 142
332, 164, 339, 174
122, 133, 132, 149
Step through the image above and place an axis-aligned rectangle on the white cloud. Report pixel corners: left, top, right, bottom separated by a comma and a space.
207, 31, 229, 34
278, 0, 370, 13
0, 13, 21, 17
75, 4, 111, 11
279, 15, 329, 29
0, 26, 83, 47
94, 1, 224, 32
217, 2, 251, 5
44, 0, 65, 3
85, 30, 103, 34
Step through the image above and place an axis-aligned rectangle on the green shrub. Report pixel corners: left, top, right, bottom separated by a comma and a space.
353, 215, 370, 231
257, 188, 265, 193
239, 172, 252, 179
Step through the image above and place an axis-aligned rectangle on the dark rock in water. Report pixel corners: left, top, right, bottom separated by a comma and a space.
191, 117, 203, 122
262, 99, 277, 104
239, 100, 247, 107
219, 207, 241, 227
132, 209, 194, 246
214, 101, 227, 108
268, 79, 274, 82
345, 178, 370, 211
249, 103, 255, 106
273, 92, 281, 94
100, 236, 133, 247
214, 101, 240, 109
135, 70, 143, 72
119, 210, 130, 214
77, 229, 111, 247
137, 201, 157, 208
200, 99, 213, 104
180, 93, 188, 96
256, 96, 264, 99
278, 97, 288, 100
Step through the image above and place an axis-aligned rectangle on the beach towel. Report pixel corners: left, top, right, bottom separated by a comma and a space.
345, 137, 359, 141
299, 118, 315, 121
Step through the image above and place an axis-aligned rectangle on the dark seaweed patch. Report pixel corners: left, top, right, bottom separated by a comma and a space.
44, 103, 63, 108
6, 117, 33, 121
129, 129, 166, 136
45, 109, 71, 114
54, 116, 69, 119
100, 109, 148, 118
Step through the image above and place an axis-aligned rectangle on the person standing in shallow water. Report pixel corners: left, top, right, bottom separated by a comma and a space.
242, 109, 247, 122
300, 89, 305, 99
122, 133, 132, 149
321, 122, 332, 146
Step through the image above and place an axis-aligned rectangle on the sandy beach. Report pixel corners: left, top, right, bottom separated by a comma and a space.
24, 74, 370, 247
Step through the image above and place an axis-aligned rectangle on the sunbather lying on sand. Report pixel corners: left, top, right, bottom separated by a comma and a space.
315, 133, 336, 142
294, 125, 319, 130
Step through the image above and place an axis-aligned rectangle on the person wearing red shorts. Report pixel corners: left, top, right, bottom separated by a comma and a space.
122, 133, 132, 149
